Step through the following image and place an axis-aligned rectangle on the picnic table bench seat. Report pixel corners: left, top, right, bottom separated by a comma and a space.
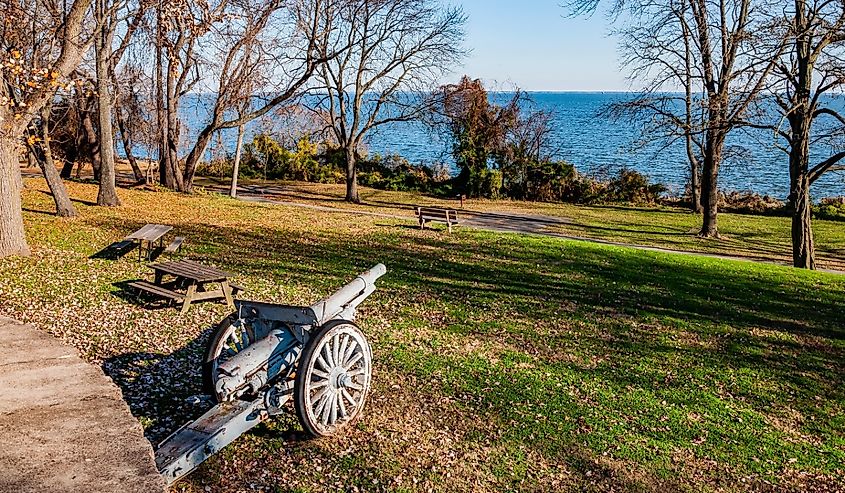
127, 280, 185, 302
164, 236, 185, 254
416, 206, 459, 233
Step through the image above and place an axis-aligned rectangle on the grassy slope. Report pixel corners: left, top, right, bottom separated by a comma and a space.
1, 178, 843, 492
196, 178, 845, 271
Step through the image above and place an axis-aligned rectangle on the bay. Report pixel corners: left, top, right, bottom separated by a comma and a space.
174, 92, 845, 199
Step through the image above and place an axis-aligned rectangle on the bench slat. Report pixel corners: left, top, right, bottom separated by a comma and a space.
417, 209, 458, 220
127, 281, 185, 301
165, 236, 185, 254
416, 206, 459, 233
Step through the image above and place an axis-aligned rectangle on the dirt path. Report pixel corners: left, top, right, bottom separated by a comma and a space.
0, 316, 164, 493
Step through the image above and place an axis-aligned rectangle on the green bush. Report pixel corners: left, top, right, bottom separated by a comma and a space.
196, 132, 666, 206
238, 135, 344, 183
197, 134, 450, 193
359, 153, 449, 193
606, 168, 666, 203
815, 197, 845, 221
463, 168, 502, 198
195, 158, 232, 178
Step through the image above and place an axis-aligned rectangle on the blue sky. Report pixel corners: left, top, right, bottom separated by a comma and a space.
454, 1, 626, 91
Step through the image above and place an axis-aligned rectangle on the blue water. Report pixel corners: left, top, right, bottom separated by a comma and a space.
176, 92, 845, 199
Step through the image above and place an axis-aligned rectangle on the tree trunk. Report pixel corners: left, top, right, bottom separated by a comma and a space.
788, 110, 815, 269
60, 160, 75, 179
689, 157, 702, 213
791, 173, 814, 269
182, 123, 219, 194
154, 9, 174, 189
688, 153, 702, 214
699, 130, 723, 238
0, 137, 30, 257
116, 107, 144, 183
95, 0, 121, 207
164, 55, 185, 192
37, 105, 77, 217
345, 145, 359, 203
230, 124, 245, 198
81, 109, 102, 180
787, 6, 816, 270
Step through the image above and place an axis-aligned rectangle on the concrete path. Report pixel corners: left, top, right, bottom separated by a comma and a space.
0, 316, 164, 493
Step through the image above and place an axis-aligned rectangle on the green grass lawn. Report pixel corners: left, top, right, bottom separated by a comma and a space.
2, 178, 843, 492
195, 178, 845, 271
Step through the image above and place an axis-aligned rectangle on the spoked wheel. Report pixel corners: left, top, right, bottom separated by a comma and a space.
295, 320, 372, 437
202, 314, 257, 400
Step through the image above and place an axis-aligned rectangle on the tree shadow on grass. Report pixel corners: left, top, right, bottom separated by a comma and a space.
87, 213, 845, 486
21, 207, 55, 216
102, 326, 304, 446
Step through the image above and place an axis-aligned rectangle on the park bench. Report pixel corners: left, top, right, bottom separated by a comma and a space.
416, 206, 459, 233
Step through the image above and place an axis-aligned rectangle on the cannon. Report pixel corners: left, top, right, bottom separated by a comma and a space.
155, 264, 387, 485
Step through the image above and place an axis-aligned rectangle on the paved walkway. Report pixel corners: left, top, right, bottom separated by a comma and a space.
227, 187, 845, 274
0, 316, 164, 493
19, 170, 845, 274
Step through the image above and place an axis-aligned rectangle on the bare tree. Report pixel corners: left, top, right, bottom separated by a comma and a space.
760, 0, 845, 269
179, 0, 339, 193
94, 0, 121, 205
574, 0, 786, 236
114, 63, 150, 183
155, 0, 230, 191
31, 102, 78, 217
0, 0, 98, 257
146, 0, 337, 193
13, 0, 79, 217
312, 0, 466, 203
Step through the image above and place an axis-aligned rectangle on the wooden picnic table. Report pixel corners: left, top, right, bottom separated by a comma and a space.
126, 224, 173, 261
129, 259, 240, 314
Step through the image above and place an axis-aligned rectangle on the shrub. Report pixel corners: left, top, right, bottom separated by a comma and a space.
522, 161, 578, 202
815, 196, 845, 221
463, 168, 502, 198
718, 191, 785, 215
606, 169, 667, 203
195, 158, 232, 178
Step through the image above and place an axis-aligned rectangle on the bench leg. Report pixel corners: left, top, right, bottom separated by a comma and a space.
180, 284, 197, 315
448, 221, 452, 234
419, 218, 425, 230
220, 280, 234, 309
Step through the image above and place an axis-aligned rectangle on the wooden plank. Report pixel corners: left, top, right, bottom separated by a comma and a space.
188, 289, 225, 302
417, 208, 458, 223
181, 284, 198, 315
127, 224, 172, 242
164, 237, 184, 254
125, 224, 153, 240
150, 260, 230, 283
144, 225, 172, 242
127, 281, 185, 301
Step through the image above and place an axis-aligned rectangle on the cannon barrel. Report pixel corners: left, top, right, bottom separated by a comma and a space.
214, 264, 386, 400
310, 263, 386, 325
